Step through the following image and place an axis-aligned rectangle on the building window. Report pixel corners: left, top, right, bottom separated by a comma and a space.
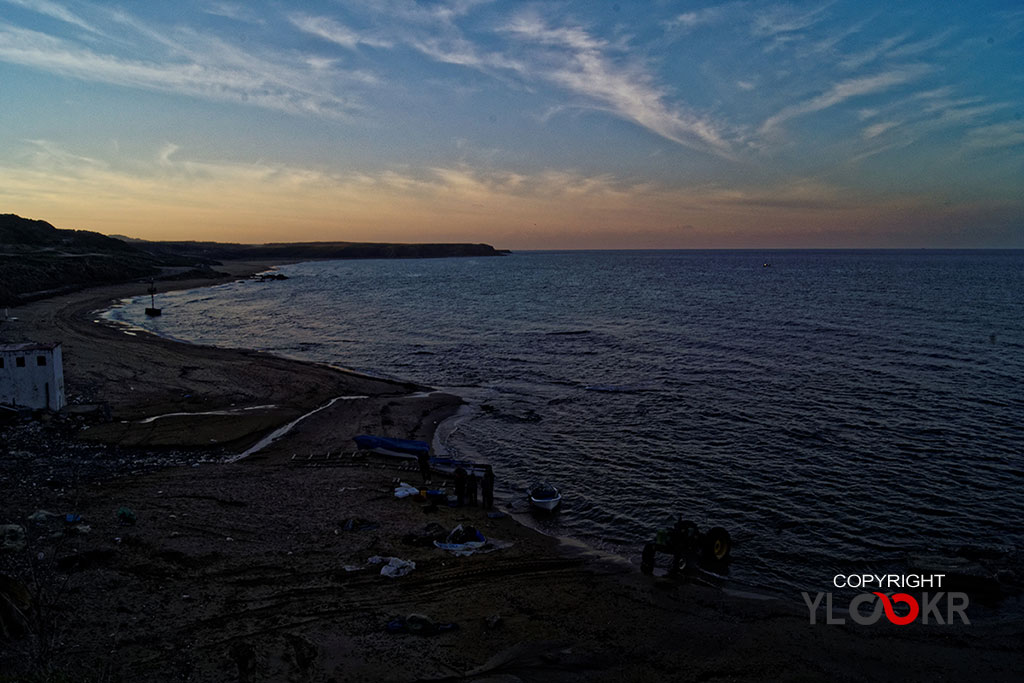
16, 356, 25, 367
37, 355, 46, 366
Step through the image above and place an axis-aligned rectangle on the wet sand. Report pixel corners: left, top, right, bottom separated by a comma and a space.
1, 263, 1021, 682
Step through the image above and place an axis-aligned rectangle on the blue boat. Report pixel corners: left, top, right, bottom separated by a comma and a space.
354, 435, 490, 477
353, 435, 430, 457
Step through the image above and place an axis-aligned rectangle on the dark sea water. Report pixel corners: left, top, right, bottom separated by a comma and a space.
106, 251, 1024, 607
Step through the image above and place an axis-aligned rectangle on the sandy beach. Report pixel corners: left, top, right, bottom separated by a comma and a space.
1, 263, 1021, 682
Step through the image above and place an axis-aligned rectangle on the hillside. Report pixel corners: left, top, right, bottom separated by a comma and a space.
0, 214, 508, 306
121, 238, 509, 262
0, 215, 172, 306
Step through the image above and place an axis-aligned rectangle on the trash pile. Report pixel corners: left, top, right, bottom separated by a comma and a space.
393, 482, 421, 499
432, 524, 511, 557
367, 556, 416, 578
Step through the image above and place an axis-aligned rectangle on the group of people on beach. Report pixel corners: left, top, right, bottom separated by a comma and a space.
416, 451, 495, 508
453, 466, 494, 508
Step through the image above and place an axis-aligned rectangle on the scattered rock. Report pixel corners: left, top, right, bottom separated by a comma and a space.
0, 524, 26, 553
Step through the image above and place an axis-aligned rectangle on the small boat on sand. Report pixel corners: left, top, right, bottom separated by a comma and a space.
352, 435, 489, 476
529, 483, 561, 511
353, 435, 429, 458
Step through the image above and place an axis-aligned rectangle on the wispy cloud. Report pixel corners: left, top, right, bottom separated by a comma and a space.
665, 2, 745, 33
695, 177, 855, 212
851, 95, 1014, 162
345, 0, 491, 27
839, 34, 908, 70
202, 2, 264, 24
289, 14, 392, 51
751, 2, 833, 52
962, 121, 1024, 151
752, 3, 831, 37
157, 142, 179, 165
313, 0, 523, 80
502, 15, 732, 156
761, 66, 929, 133
409, 34, 524, 73
862, 120, 900, 139
888, 30, 954, 58
20, 138, 107, 175
0, 20, 366, 118
1, 0, 101, 34
7, 138, 1019, 248
839, 30, 951, 70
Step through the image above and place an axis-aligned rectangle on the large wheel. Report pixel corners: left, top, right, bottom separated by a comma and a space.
640, 542, 655, 575
703, 526, 731, 561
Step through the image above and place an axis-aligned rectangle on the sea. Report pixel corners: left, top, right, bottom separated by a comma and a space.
105, 250, 1024, 611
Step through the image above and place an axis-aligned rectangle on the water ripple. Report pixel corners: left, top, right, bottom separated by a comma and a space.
107, 250, 1024, 610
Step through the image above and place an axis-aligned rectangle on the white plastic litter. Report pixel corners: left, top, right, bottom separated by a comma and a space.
394, 482, 421, 498
368, 556, 416, 578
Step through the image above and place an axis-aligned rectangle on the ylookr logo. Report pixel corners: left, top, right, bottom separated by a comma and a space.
803, 574, 970, 625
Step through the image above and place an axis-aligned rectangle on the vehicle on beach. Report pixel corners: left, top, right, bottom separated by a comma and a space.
528, 483, 562, 511
640, 518, 731, 576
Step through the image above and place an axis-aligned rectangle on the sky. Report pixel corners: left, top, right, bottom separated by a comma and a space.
0, 0, 1022, 249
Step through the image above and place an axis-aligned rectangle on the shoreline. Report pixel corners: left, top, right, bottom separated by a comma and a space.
2, 260, 1022, 681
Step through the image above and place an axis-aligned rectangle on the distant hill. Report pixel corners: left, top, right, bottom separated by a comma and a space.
0, 214, 508, 306
1, 215, 140, 253
0, 214, 167, 306
139, 239, 509, 261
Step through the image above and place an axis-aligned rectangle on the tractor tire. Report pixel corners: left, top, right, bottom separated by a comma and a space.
703, 526, 731, 561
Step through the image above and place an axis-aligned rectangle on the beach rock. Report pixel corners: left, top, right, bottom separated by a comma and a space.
27, 509, 60, 525
0, 525, 26, 553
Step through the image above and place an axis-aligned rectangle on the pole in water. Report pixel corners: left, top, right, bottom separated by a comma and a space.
145, 279, 162, 316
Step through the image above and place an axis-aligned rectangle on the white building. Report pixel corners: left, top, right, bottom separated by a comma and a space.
0, 342, 66, 411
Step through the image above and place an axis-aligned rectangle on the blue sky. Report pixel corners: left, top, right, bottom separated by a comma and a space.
0, 0, 1021, 247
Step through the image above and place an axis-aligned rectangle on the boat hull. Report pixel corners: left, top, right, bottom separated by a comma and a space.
354, 435, 429, 457
529, 490, 561, 511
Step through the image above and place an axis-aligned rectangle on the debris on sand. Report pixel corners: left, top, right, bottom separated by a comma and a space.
367, 555, 416, 578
